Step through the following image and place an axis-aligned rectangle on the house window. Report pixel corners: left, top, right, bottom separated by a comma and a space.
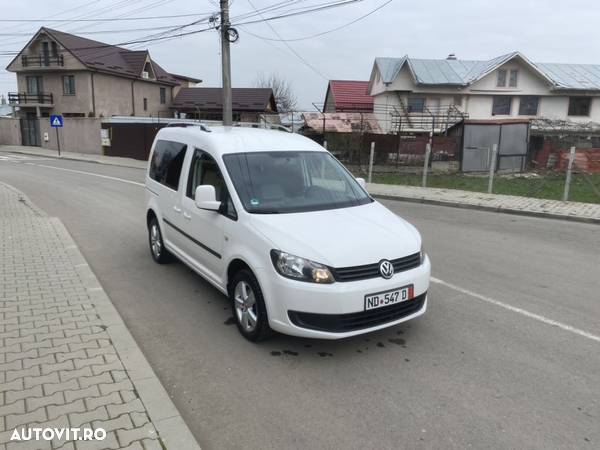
160, 87, 166, 105
26, 76, 43, 94
519, 96, 539, 115
51, 41, 58, 57
143, 98, 148, 111
497, 69, 507, 87
407, 97, 425, 113
62, 75, 75, 95
509, 70, 518, 87
568, 97, 591, 116
492, 96, 512, 115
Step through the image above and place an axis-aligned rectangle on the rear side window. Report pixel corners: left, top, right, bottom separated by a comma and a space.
149, 140, 187, 190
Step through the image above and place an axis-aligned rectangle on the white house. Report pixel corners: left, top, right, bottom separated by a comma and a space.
367, 52, 600, 133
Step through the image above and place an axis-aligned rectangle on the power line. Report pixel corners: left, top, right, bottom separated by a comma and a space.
0, 24, 210, 36
0, 0, 362, 57
244, 0, 392, 41
236, 0, 362, 26
0, 12, 215, 23
245, 0, 329, 80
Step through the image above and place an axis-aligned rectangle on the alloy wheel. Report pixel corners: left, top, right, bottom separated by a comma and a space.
150, 223, 162, 258
234, 280, 258, 332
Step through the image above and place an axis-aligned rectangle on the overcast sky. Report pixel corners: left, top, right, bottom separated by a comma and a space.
1, 0, 599, 110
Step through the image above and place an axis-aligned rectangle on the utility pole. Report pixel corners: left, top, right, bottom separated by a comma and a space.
220, 0, 233, 126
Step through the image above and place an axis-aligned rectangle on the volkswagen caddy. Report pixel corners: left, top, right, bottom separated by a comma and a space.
145, 125, 430, 341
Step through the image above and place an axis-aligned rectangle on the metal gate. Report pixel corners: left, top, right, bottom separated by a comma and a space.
20, 116, 40, 147
462, 121, 529, 172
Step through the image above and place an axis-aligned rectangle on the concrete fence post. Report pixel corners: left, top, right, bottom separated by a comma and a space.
422, 142, 432, 187
563, 146, 576, 201
368, 141, 375, 184
488, 144, 498, 194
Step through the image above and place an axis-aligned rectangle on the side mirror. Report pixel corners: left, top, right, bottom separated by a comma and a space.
356, 177, 367, 189
195, 185, 221, 211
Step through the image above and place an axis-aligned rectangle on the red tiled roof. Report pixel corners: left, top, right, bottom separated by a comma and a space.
326, 80, 373, 112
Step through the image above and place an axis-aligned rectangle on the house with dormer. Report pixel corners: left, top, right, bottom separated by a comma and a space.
367, 52, 600, 133
5, 27, 201, 124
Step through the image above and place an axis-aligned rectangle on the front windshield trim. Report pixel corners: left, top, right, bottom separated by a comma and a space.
223, 150, 373, 215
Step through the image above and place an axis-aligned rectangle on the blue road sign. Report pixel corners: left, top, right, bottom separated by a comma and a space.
50, 115, 63, 128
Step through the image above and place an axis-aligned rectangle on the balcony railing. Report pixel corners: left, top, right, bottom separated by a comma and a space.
21, 54, 64, 67
8, 92, 54, 105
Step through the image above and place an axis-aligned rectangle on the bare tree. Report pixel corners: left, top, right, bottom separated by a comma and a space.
254, 73, 298, 113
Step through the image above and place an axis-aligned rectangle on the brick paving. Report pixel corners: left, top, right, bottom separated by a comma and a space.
367, 183, 600, 223
0, 183, 199, 450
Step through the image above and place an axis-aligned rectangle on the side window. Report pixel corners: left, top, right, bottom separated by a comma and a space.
186, 149, 237, 220
149, 140, 187, 190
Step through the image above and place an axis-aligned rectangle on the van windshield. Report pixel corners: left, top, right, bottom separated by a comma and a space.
223, 151, 372, 214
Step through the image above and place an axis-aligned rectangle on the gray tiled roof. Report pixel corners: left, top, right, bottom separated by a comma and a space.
374, 52, 600, 90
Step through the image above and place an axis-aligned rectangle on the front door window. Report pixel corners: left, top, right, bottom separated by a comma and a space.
187, 149, 236, 220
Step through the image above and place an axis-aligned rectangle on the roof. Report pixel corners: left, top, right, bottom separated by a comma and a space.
302, 112, 382, 134
155, 125, 324, 154
170, 73, 203, 84
325, 80, 373, 112
373, 52, 600, 90
172, 87, 277, 112
8, 28, 198, 86
0, 104, 13, 117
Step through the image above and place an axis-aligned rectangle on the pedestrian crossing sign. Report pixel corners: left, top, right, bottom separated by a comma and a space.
50, 115, 63, 128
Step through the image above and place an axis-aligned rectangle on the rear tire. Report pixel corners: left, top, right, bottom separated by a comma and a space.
230, 269, 272, 342
148, 217, 172, 264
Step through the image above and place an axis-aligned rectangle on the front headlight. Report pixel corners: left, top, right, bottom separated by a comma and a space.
270, 250, 335, 284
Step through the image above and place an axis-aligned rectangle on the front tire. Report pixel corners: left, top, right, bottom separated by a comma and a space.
230, 269, 272, 342
148, 217, 171, 264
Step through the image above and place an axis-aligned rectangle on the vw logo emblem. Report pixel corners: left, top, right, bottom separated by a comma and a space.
379, 260, 394, 279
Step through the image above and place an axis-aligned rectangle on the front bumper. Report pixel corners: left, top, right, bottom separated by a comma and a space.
255, 255, 430, 339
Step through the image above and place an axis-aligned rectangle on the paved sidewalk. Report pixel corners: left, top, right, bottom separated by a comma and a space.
367, 183, 600, 224
0, 183, 200, 450
0, 146, 146, 170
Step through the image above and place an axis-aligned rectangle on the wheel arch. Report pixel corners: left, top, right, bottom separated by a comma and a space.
226, 258, 254, 295
146, 208, 158, 228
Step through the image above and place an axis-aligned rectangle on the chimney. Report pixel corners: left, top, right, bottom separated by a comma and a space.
446, 53, 457, 60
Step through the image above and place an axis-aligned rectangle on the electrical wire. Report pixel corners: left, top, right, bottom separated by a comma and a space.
0, 12, 217, 23
0, 0, 363, 57
244, 0, 329, 79
243, 0, 392, 41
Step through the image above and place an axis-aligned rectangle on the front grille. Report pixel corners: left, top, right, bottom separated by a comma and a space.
330, 252, 421, 282
288, 292, 426, 333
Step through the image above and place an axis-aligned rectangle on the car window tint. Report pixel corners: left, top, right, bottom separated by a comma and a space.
149, 140, 187, 190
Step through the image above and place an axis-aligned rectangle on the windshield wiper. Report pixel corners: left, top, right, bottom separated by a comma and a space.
250, 209, 282, 214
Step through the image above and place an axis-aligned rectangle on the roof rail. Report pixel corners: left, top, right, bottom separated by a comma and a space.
165, 122, 211, 132
232, 122, 290, 132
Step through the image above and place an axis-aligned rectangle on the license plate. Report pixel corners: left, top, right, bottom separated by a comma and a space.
364, 285, 414, 311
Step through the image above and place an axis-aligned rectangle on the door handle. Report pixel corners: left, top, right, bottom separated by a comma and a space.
173, 205, 182, 213
183, 212, 192, 220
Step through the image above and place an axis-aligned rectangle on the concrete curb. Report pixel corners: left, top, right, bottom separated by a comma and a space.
1, 182, 201, 449
50, 218, 202, 450
0, 146, 146, 170
371, 193, 600, 225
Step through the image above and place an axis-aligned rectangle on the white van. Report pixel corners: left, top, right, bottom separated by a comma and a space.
145, 125, 430, 341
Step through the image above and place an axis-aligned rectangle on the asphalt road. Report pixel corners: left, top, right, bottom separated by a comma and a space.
1, 153, 599, 450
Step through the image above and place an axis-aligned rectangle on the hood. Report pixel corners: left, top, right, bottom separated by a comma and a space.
249, 201, 421, 267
